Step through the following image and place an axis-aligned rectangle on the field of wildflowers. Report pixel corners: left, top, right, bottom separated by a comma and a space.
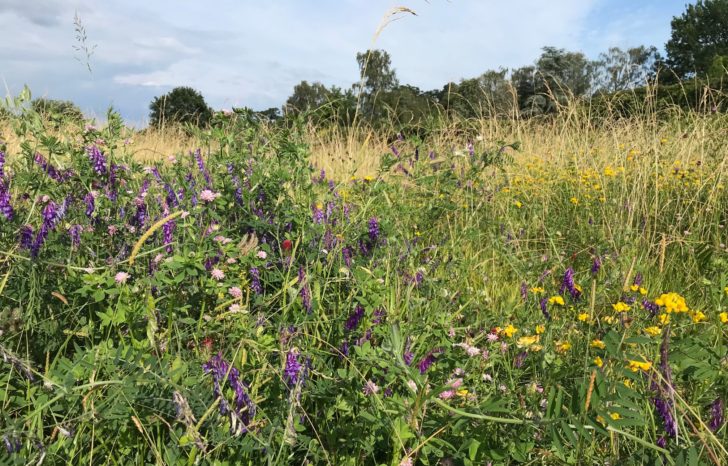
1, 89, 727, 465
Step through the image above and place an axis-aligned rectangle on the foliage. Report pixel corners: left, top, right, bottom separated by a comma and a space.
1, 86, 728, 465
149, 86, 213, 128
31, 98, 84, 123
666, 0, 728, 79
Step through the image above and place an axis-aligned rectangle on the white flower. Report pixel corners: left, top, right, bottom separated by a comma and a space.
256, 250, 267, 259
199, 189, 221, 203
210, 268, 225, 280
229, 304, 242, 313
114, 272, 130, 284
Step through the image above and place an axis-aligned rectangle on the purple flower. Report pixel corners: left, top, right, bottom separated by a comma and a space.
653, 397, 677, 438
298, 267, 312, 313
372, 308, 386, 325
345, 305, 365, 332
342, 246, 352, 268
708, 398, 724, 432
591, 255, 601, 275
284, 349, 302, 386
83, 193, 95, 218
250, 267, 262, 294
520, 281, 528, 301
202, 353, 255, 435
194, 149, 212, 186
656, 436, 667, 449
68, 224, 82, 249
559, 267, 581, 300
87, 145, 107, 175
642, 299, 660, 317
2, 435, 21, 454
312, 203, 324, 224
163, 219, 175, 252
19, 225, 34, 249
33, 153, 72, 181
391, 145, 400, 158
539, 298, 551, 321
403, 338, 414, 365
417, 349, 441, 375
368, 217, 379, 242
0, 150, 5, 178
514, 351, 528, 368
0, 182, 12, 221
633, 272, 643, 287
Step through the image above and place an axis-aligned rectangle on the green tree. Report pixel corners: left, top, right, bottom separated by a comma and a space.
149, 87, 212, 128
31, 98, 84, 122
594, 46, 661, 92
284, 81, 332, 114
666, 0, 728, 78
355, 49, 399, 123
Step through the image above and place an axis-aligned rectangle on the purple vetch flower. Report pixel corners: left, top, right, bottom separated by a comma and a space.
345, 305, 365, 332
68, 224, 82, 249
656, 436, 667, 449
284, 348, 302, 386
642, 299, 660, 317
311, 203, 324, 224
559, 267, 581, 300
520, 282, 528, 302
133, 201, 147, 227
368, 217, 379, 242
339, 340, 349, 358
33, 153, 71, 181
202, 353, 256, 435
653, 397, 677, 438
417, 349, 441, 375
539, 298, 551, 321
708, 398, 724, 432
163, 219, 175, 252
391, 145, 400, 158
298, 267, 312, 313
87, 145, 107, 175
342, 246, 352, 268
250, 267, 262, 294
591, 255, 601, 275
343, 203, 351, 222
0, 182, 12, 220
633, 273, 643, 287
467, 141, 475, 157
514, 351, 528, 368
0, 150, 5, 178
403, 337, 414, 365
19, 225, 34, 249
83, 193, 95, 218
194, 149, 212, 186
356, 328, 372, 347
2, 435, 21, 454
372, 308, 386, 325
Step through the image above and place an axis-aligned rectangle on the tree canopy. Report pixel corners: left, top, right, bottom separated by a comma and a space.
149, 87, 212, 128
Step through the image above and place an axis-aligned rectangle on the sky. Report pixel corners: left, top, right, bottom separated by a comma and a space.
0, 0, 689, 125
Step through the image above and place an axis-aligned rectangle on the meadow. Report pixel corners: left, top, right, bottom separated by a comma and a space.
1, 89, 727, 465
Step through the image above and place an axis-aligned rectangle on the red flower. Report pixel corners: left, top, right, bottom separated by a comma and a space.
282, 239, 292, 252
202, 336, 214, 352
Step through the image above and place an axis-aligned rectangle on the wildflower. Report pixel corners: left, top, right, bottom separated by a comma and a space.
515, 200, 522, 208
590, 339, 605, 349
229, 304, 242, 313
720, 312, 728, 324
256, 250, 267, 260
569, 197, 579, 205
199, 189, 220, 203
249, 267, 262, 294
439, 389, 455, 400
284, 349, 302, 386
417, 350, 440, 374
311, 203, 324, 224
530, 286, 545, 294
502, 324, 518, 338
690, 310, 706, 323
610, 412, 621, 420
211, 268, 225, 280
406, 380, 417, 393
517, 335, 539, 348
709, 398, 724, 432
514, 351, 528, 368
298, 267, 312, 313
202, 353, 255, 434
654, 398, 677, 438
555, 341, 571, 353
659, 313, 671, 325
282, 239, 292, 252
591, 255, 602, 275
578, 313, 589, 322
654, 292, 688, 313
486, 331, 499, 342
642, 299, 660, 316
87, 145, 107, 175
539, 298, 551, 321
368, 217, 380, 242
363, 380, 379, 395
548, 296, 565, 306
627, 360, 652, 372
612, 301, 630, 313
535, 324, 545, 334
345, 305, 365, 332
400, 457, 413, 466
229, 287, 243, 299
644, 326, 661, 337
594, 356, 603, 368
115, 272, 130, 284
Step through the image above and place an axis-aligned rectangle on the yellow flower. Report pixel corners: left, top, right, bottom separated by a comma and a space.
530, 344, 543, 352
570, 197, 579, 205
555, 341, 572, 353
315, 202, 323, 210
660, 138, 668, 144
549, 296, 565, 306
639, 287, 647, 295
590, 339, 606, 349
623, 379, 634, 389
578, 313, 589, 322
604, 166, 616, 177
654, 292, 688, 313
517, 335, 539, 348
575, 284, 583, 294
535, 324, 546, 335
602, 315, 616, 324
514, 200, 523, 208
627, 360, 652, 372
457, 389, 469, 397
690, 310, 706, 323
630, 284, 639, 292
363, 175, 374, 182
644, 326, 662, 337
720, 312, 728, 324
593, 356, 603, 368
530, 287, 545, 294
659, 313, 671, 325
724, 287, 728, 295
610, 412, 621, 421
502, 324, 518, 338
612, 302, 630, 313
